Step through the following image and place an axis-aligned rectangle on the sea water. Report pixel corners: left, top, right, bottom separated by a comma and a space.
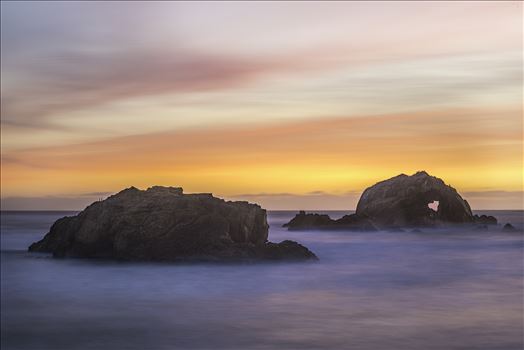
1, 210, 523, 350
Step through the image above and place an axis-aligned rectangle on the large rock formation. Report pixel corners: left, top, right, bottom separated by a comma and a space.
355, 171, 475, 226
29, 186, 317, 262
284, 171, 497, 230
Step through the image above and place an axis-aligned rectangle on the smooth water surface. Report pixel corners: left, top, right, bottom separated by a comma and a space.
1, 210, 523, 350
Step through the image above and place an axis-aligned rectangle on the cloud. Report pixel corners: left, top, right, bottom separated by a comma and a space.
1, 48, 297, 128
306, 191, 328, 196
79, 192, 113, 197
1, 2, 521, 209
2, 1, 521, 136
1, 107, 521, 202
232, 193, 295, 198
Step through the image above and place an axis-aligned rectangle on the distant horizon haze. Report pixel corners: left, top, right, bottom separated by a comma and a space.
1, 184, 522, 211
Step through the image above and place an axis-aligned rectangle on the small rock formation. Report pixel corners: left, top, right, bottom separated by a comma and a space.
502, 223, 517, 232
472, 214, 498, 225
255, 240, 318, 260
284, 171, 499, 230
283, 211, 335, 230
335, 214, 379, 231
283, 211, 377, 231
29, 186, 317, 262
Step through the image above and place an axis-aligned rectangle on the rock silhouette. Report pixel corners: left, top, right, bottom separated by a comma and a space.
502, 223, 517, 232
283, 211, 378, 231
473, 214, 498, 225
283, 211, 334, 230
29, 186, 317, 262
284, 171, 498, 230
356, 171, 476, 226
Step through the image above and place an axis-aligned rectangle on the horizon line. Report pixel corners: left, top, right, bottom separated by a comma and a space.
2, 209, 523, 212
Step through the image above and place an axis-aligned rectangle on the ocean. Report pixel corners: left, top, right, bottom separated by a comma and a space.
1, 210, 523, 350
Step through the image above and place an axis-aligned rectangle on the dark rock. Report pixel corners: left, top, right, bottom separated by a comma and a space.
283, 211, 335, 230
283, 212, 378, 231
28, 186, 317, 262
255, 240, 318, 260
473, 214, 498, 225
502, 223, 517, 232
386, 227, 406, 233
356, 171, 474, 227
334, 214, 379, 231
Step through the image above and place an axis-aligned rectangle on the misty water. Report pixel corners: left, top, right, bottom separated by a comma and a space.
1, 210, 523, 350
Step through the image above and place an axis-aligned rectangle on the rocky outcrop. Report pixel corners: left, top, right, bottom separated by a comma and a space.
334, 214, 379, 231
254, 240, 318, 260
29, 186, 317, 262
473, 214, 498, 225
283, 211, 334, 230
283, 211, 377, 231
502, 223, 517, 232
284, 171, 499, 230
356, 171, 475, 227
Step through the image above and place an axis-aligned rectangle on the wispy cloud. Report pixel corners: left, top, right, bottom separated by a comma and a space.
79, 192, 113, 197
2, 108, 521, 206
1, 49, 298, 128
1, 1, 521, 142
1, 1, 522, 209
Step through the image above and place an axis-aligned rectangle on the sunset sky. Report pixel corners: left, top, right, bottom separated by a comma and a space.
1, 1, 522, 210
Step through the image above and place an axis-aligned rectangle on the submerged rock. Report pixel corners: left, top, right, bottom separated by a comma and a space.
284, 171, 498, 231
255, 240, 318, 260
502, 223, 517, 232
473, 214, 498, 225
283, 211, 378, 231
29, 186, 317, 262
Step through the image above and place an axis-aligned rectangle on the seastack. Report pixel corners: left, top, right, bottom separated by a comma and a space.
355, 171, 476, 227
284, 171, 498, 230
29, 186, 317, 262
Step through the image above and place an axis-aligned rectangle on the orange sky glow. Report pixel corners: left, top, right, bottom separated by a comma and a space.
1, 1, 522, 210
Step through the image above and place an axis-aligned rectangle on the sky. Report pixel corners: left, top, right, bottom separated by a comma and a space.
1, 1, 522, 210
